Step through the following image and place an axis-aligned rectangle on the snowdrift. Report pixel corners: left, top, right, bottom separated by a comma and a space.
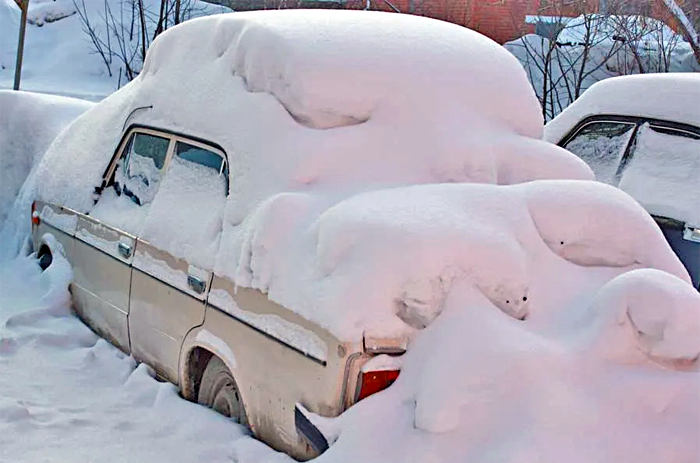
3, 11, 698, 462
0, 90, 92, 232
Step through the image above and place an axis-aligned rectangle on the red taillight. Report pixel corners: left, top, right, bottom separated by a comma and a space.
31, 201, 40, 226
356, 369, 400, 402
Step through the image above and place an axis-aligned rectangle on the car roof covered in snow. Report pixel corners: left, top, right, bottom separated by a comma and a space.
544, 73, 700, 143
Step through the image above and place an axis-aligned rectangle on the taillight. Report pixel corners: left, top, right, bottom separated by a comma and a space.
356, 369, 400, 402
31, 201, 40, 226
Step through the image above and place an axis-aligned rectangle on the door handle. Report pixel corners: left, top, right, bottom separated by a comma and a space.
187, 275, 206, 294
117, 242, 132, 259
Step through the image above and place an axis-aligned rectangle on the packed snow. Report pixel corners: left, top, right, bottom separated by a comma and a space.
0, 90, 92, 230
618, 123, 700, 225
1, 9, 699, 463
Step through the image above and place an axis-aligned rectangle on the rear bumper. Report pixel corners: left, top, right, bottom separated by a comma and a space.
294, 404, 329, 456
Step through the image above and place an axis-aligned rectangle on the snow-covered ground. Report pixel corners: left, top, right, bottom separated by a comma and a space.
0, 252, 296, 463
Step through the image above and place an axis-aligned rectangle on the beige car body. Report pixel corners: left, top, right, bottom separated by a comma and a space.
32, 125, 403, 460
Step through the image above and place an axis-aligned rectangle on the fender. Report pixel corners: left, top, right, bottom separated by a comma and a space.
178, 321, 241, 402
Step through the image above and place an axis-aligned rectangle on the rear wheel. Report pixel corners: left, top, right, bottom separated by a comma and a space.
37, 246, 52, 271
197, 356, 248, 428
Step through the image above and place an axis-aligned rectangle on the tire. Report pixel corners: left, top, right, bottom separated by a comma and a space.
38, 248, 52, 271
198, 356, 248, 428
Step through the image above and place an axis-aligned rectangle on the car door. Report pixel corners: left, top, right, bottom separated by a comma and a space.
72, 128, 172, 353
128, 137, 228, 383
617, 123, 700, 288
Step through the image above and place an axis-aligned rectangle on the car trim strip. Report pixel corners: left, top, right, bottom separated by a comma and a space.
207, 302, 328, 367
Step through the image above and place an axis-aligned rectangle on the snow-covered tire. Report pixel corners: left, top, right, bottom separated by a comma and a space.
37, 246, 53, 271
197, 356, 249, 428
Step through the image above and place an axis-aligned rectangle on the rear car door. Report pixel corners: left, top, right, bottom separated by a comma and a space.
617, 123, 700, 288
71, 129, 171, 353
128, 137, 229, 383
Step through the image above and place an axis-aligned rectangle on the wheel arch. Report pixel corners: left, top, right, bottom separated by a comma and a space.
179, 325, 241, 403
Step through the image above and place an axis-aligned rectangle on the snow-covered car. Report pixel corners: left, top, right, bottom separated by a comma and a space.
24, 10, 696, 461
545, 74, 700, 290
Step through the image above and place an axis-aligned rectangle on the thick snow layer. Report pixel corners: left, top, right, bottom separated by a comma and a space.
0, 90, 92, 231
30, 11, 590, 217
558, 14, 682, 49
231, 180, 690, 341
544, 73, 700, 143
618, 123, 700, 225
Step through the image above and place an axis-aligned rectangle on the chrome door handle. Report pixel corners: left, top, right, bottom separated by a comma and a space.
187, 275, 206, 294
117, 242, 132, 259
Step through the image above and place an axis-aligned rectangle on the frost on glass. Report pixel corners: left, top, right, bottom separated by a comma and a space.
619, 124, 700, 224
564, 121, 635, 185
90, 132, 170, 235
138, 147, 227, 269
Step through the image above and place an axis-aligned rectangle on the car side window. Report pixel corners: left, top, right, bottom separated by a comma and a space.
563, 121, 636, 185
90, 130, 172, 235
137, 139, 228, 268
116, 132, 171, 206
175, 141, 229, 194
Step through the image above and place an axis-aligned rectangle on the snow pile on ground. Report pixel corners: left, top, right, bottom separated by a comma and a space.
0, 251, 294, 463
316, 270, 700, 463
0, 90, 92, 230
505, 16, 699, 121
0, 0, 229, 99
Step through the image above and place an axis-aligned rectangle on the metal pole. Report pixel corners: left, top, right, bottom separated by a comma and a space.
13, 0, 29, 91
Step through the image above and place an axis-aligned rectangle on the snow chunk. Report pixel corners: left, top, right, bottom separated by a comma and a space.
585, 269, 700, 367
514, 180, 692, 282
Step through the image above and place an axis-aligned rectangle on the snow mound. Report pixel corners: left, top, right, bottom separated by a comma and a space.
230, 180, 690, 341
584, 269, 700, 366
544, 73, 700, 144
514, 180, 690, 279
143, 10, 543, 136
0, 90, 92, 238
27, 0, 76, 26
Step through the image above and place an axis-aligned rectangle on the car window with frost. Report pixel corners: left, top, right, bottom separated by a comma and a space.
90, 131, 171, 234
618, 123, 700, 224
564, 121, 636, 185
137, 141, 228, 268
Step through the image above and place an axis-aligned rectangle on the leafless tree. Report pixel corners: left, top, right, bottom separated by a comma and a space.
506, 0, 693, 121
660, 0, 700, 64
73, 0, 223, 88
